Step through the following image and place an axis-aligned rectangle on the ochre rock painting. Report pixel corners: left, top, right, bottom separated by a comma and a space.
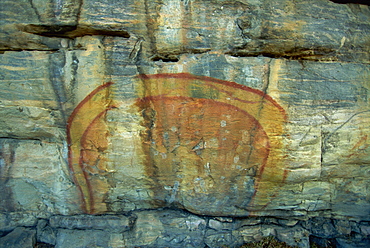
67, 73, 287, 214
137, 73, 288, 214
67, 82, 115, 214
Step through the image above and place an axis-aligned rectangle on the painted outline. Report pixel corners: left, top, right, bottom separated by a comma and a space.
138, 73, 288, 211
67, 73, 288, 213
67, 82, 114, 214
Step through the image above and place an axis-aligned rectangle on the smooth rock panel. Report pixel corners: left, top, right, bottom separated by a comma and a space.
122, 210, 207, 248
55, 229, 111, 248
0, 139, 79, 216
0, 51, 66, 140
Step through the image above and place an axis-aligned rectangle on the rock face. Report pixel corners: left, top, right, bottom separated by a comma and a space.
0, 0, 369, 247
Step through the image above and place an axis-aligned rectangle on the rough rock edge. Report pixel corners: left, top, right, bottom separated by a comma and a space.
1, 210, 369, 248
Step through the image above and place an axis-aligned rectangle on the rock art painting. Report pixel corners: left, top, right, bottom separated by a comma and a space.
67, 82, 116, 214
67, 73, 287, 214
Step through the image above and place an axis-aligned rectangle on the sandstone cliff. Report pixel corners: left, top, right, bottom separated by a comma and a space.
0, 0, 369, 247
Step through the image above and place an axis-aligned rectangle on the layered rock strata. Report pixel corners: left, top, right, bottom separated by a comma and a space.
0, 0, 369, 247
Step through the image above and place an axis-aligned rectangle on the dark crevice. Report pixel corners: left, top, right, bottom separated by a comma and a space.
151, 55, 180, 62
21, 24, 77, 36
150, 48, 211, 62
19, 24, 130, 39
226, 51, 339, 61
226, 45, 341, 61
226, 51, 290, 59
0, 136, 43, 141
0, 49, 59, 53
329, 0, 370, 5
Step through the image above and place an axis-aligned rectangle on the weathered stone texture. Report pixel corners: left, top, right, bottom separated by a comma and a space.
0, 227, 36, 248
0, 0, 369, 247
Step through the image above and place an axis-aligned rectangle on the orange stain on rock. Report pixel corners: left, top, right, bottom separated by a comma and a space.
67, 82, 115, 214
67, 73, 287, 214
137, 73, 287, 212
137, 96, 271, 207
